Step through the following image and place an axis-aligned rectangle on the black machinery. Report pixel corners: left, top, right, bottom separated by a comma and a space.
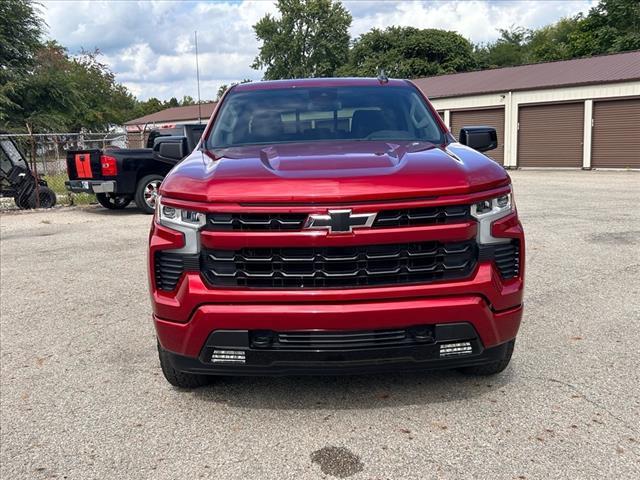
0, 135, 57, 209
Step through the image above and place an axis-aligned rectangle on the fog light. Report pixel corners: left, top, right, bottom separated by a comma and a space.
439, 341, 472, 357
211, 349, 246, 364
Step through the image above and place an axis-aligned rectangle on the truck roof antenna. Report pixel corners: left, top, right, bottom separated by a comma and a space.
195, 30, 202, 124
377, 68, 388, 84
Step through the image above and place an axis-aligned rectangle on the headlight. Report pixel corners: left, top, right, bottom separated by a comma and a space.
471, 191, 514, 244
156, 196, 206, 254
471, 193, 512, 218
156, 196, 206, 228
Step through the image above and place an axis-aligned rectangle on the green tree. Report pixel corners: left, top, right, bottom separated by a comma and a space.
3, 42, 85, 132
0, 0, 44, 122
4, 42, 140, 132
527, 18, 580, 62
166, 97, 180, 108
475, 0, 639, 68
340, 27, 477, 78
252, 0, 352, 79
475, 27, 530, 68
130, 97, 165, 119
180, 95, 196, 106
67, 49, 137, 130
216, 85, 229, 100
216, 79, 252, 100
569, 0, 640, 56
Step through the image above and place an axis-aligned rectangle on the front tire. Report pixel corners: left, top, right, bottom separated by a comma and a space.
96, 193, 133, 210
34, 186, 57, 208
135, 174, 163, 214
15, 186, 57, 209
458, 339, 515, 376
14, 194, 31, 209
157, 342, 211, 389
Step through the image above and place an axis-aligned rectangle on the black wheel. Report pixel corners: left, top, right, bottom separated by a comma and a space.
458, 340, 515, 376
95, 193, 133, 210
14, 186, 57, 209
14, 194, 31, 209
35, 186, 57, 208
157, 342, 211, 389
135, 174, 163, 214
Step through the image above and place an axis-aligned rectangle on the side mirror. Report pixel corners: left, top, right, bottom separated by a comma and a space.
153, 136, 188, 164
459, 126, 497, 152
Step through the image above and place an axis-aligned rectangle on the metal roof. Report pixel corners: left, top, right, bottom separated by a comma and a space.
124, 102, 217, 126
412, 51, 640, 99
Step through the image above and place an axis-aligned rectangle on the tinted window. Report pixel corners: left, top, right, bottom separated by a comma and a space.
207, 86, 443, 148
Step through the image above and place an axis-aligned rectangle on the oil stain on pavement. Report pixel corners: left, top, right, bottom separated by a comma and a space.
311, 446, 364, 478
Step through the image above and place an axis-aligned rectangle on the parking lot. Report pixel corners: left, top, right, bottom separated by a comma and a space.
1, 170, 639, 479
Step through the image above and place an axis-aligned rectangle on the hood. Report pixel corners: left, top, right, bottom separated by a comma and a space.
160, 140, 509, 203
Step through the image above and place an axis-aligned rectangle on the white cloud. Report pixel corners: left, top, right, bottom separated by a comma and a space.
347, 0, 597, 43
41, 0, 596, 101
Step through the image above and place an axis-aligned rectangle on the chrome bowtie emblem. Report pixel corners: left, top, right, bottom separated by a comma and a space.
304, 209, 377, 234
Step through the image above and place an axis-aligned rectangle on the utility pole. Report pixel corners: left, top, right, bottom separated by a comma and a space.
195, 30, 202, 124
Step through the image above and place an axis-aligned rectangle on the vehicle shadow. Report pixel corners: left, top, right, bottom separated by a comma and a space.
82, 205, 145, 216
191, 368, 515, 410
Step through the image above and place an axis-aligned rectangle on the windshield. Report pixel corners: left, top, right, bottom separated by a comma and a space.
206, 85, 444, 149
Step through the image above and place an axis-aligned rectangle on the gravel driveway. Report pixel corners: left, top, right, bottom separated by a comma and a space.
1, 171, 639, 479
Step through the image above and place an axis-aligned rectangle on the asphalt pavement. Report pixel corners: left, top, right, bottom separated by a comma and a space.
1, 170, 639, 479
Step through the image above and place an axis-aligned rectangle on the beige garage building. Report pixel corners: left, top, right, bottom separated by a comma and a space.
414, 51, 640, 169
125, 102, 217, 148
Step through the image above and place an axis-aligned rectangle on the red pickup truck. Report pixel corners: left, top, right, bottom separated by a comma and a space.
148, 78, 524, 388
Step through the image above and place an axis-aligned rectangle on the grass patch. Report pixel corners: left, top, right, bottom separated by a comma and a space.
43, 172, 96, 206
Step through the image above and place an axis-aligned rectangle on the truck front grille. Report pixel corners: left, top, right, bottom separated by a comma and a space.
252, 326, 435, 350
201, 240, 477, 288
205, 205, 470, 231
372, 205, 469, 227
207, 213, 308, 231
275, 329, 410, 349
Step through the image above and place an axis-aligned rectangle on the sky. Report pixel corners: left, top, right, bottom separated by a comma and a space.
41, 0, 598, 101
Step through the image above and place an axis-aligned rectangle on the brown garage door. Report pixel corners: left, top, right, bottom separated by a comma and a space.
518, 102, 583, 167
592, 98, 640, 169
450, 108, 504, 164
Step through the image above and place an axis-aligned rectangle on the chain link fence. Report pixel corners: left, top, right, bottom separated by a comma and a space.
0, 132, 128, 210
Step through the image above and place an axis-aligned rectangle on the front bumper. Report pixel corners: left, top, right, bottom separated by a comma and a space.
65, 179, 115, 194
154, 291, 523, 372
162, 324, 514, 376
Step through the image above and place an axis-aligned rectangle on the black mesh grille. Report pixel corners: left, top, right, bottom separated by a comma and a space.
154, 252, 199, 291
260, 326, 435, 350
201, 240, 477, 288
205, 205, 470, 232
